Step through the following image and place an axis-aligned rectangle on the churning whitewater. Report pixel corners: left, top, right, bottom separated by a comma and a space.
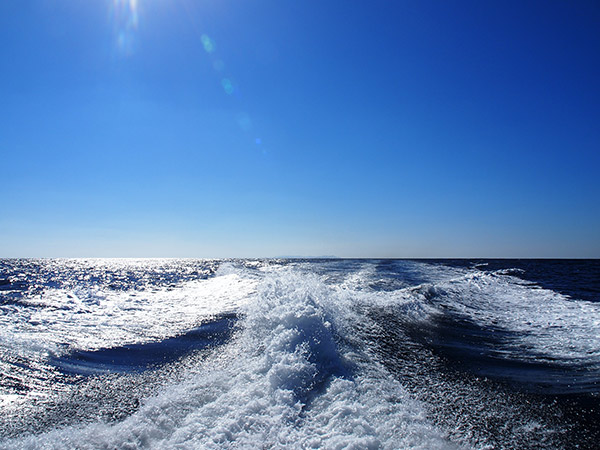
0, 259, 598, 449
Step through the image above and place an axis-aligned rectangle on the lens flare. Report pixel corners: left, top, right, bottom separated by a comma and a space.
112, 0, 139, 55
201, 34, 216, 54
179, 10, 268, 153
221, 78, 235, 95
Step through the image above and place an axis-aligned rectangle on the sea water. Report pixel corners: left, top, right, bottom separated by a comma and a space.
0, 258, 598, 449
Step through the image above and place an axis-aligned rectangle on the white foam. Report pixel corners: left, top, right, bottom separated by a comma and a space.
0, 271, 256, 358
2, 265, 459, 450
410, 268, 600, 368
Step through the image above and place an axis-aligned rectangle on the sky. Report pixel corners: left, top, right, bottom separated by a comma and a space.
1, 0, 599, 258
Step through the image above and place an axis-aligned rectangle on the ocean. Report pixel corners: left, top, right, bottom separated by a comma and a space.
0, 258, 598, 449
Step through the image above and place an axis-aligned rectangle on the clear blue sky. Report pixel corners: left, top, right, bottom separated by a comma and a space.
1, 0, 599, 258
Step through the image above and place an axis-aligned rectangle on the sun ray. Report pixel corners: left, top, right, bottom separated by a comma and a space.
112, 0, 139, 55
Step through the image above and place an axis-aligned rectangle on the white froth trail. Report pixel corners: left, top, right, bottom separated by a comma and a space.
414, 267, 600, 368
0, 270, 256, 358
2, 264, 459, 450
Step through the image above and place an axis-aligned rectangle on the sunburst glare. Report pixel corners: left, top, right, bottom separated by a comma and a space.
112, 0, 139, 55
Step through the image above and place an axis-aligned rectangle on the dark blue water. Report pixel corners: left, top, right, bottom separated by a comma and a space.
52, 314, 237, 376
429, 258, 600, 302
0, 258, 598, 449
